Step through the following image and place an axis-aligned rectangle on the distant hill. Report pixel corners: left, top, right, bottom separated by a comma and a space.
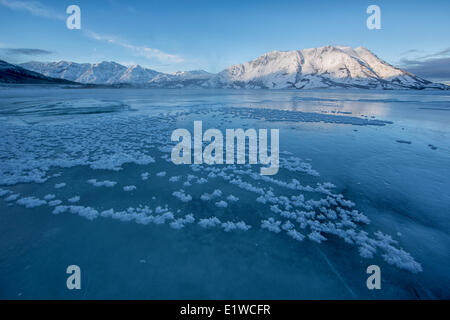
0, 60, 77, 84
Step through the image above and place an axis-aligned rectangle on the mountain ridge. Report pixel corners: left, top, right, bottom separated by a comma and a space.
0, 59, 77, 84
14, 46, 450, 89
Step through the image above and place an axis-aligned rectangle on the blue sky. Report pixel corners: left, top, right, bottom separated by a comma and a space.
0, 0, 449, 81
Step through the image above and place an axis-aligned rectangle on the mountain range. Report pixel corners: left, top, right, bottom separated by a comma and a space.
18, 60, 213, 87
2, 46, 448, 89
0, 59, 76, 84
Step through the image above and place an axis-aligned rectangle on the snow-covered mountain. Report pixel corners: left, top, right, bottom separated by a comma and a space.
0, 60, 76, 84
19, 46, 448, 89
208, 46, 447, 90
20, 61, 141, 84
150, 70, 214, 87
20, 60, 212, 86
117, 64, 161, 84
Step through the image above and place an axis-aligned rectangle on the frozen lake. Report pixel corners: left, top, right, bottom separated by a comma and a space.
0, 86, 449, 299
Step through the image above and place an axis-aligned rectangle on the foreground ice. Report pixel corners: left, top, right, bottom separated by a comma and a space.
0, 86, 449, 299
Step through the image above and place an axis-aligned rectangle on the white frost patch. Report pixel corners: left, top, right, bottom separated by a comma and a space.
152, 211, 174, 225
87, 179, 117, 187
67, 205, 99, 220
200, 189, 222, 201
172, 189, 192, 202
226, 194, 239, 202
52, 205, 99, 220
261, 218, 282, 233
287, 229, 305, 242
169, 214, 195, 229
169, 176, 181, 182
97, 205, 175, 226
16, 196, 47, 208
52, 205, 68, 214
48, 199, 62, 206
308, 231, 327, 243
373, 231, 422, 273
5, 194, 20, 202
198, 217, 221, 228
0, 189, 11, 197
221, 220, 252, 232
215, 200, 228, 208
68, 196, 80, 203
52, 205, 98, 220
154, 206, 168, 214
282, 221, 295, 231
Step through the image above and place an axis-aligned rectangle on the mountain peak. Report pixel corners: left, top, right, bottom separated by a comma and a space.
209, 46, 447, 90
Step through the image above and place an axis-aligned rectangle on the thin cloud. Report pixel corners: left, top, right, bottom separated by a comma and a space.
401, 47, 450, 60
0, 0, 65, 20
400, 49, 424, 56
85, 30, 184, 64
400, 57, 450, 80
397, 48, 450, 82
1, 0, 184, 65
418, 48, 450, 59
2, 48, 53, 55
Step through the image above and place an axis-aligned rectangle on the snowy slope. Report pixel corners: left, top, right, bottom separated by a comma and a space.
76, 61, 127, 84
20, 61, 91, 82
117, 65, 161, 84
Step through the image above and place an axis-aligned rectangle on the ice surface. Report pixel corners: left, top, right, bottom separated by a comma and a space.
0, 87, 449, 299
